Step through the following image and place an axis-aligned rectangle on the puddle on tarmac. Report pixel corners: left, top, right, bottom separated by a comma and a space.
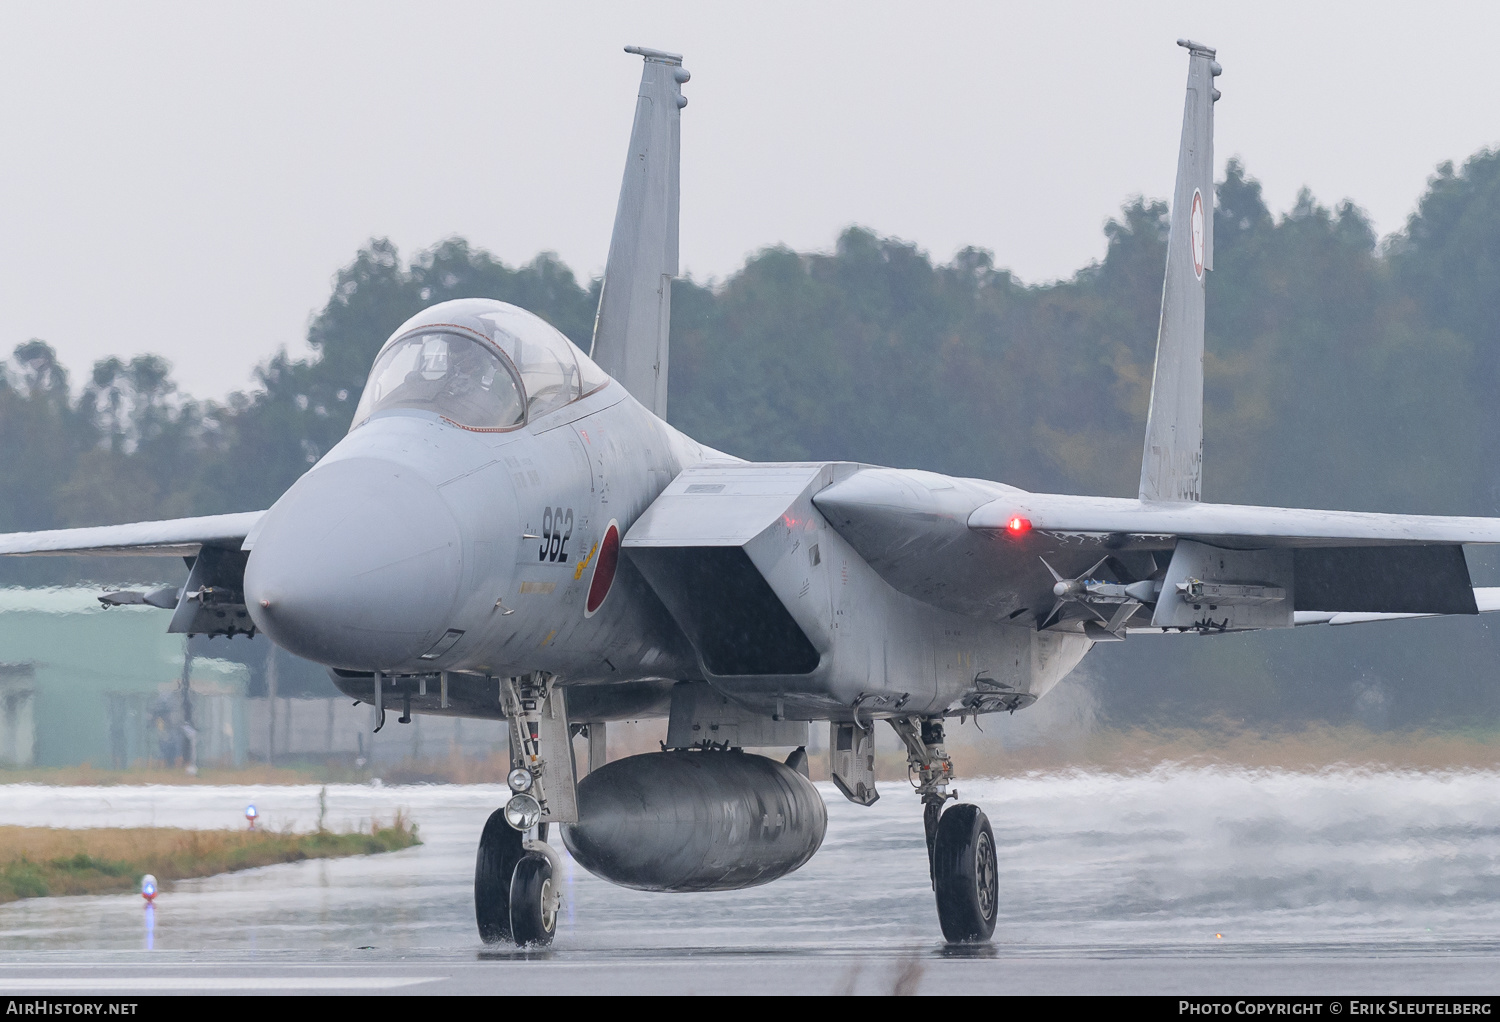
2, 770, 1499, 954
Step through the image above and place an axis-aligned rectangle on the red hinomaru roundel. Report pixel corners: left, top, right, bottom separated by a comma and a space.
585, 520, 621, 617
1190, 188, 1205, 279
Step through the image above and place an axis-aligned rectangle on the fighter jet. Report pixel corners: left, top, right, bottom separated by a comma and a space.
4, 41, 1499, 946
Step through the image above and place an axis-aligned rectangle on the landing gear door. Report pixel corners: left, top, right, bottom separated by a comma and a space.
506, 681, 580, 825
1151, 539, 1293, 631
536, 686, 579, 824
830, 722, 879, 806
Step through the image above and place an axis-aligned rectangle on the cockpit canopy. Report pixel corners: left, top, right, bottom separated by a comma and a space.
350, 299, 609, 432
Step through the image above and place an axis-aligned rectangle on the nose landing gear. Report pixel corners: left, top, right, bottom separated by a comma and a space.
475, 812, 561, 946
475, 807, 524, 944
889, 716, 998, 943
508, 851, 558, 945
475, 673, 574, 948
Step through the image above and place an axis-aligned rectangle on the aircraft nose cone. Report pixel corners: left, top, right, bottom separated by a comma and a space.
245, 458, 462, 670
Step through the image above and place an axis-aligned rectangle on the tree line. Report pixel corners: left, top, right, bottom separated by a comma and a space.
3, 152, 1499, 727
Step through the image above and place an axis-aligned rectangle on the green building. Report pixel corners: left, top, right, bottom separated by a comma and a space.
0, 587, 249, 768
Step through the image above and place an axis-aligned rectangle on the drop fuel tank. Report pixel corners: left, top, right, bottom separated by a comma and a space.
560, 750, 827, 892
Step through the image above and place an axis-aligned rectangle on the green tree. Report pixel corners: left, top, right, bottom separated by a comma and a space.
5, 146, 1500, 727
1389, 148, 1500, 513
0, 342, 93, 534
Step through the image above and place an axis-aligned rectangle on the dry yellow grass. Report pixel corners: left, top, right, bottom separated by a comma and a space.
7, 722, 1499, 789
0, 817, 419, 904
938, 723, 1500, 777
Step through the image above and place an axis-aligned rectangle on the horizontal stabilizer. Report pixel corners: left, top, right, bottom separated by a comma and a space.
1295, 588, 1500, 627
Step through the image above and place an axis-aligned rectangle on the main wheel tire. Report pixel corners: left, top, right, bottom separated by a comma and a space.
509, 853, 557, 947
932, 803, 999, 943
475, 808, 525, 944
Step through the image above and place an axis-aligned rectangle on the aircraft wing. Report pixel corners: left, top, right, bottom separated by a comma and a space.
813, 467, 1500, 626
0, 511, 264, 557
966, 493, 1500, 547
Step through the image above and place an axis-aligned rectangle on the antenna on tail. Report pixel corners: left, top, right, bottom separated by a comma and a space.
1138, 40, 1221, 503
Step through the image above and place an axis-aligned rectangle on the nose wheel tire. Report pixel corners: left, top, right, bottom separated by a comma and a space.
932, 803, 999, 943
509, 853, 557, 946
475, 808, 525, 944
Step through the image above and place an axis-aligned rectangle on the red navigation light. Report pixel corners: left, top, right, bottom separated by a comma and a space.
1006, 516, 1032, 536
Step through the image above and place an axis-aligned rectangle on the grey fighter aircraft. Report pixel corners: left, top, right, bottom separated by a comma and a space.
5, 41, 1500, 946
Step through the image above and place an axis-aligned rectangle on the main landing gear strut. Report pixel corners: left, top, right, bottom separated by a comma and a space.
890, 716, 998, 943
476, 674, 571, 947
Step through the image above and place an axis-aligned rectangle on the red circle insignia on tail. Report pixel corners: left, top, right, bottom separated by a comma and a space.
1190, 188, 1205, 279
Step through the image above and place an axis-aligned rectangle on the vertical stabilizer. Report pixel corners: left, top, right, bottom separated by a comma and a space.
1138, 40, 1221, 503
590, 46, 689, 419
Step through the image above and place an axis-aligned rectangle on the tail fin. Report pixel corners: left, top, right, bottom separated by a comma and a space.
1138, 39, 1221, 502
589, 46, 689, 419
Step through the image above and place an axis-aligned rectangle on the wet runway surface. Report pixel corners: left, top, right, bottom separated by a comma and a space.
3, 769, 1500, 994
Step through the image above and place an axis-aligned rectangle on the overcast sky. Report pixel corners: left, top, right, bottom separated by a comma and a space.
1, 1, 1497, 399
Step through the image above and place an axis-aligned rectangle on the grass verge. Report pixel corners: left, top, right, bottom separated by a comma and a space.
935, 723, 1500, 777
0, 815, 419, 904
6, 723, 1500, 788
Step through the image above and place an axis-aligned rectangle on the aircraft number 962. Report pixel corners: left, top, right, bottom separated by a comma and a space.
539, 507, 574, 563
